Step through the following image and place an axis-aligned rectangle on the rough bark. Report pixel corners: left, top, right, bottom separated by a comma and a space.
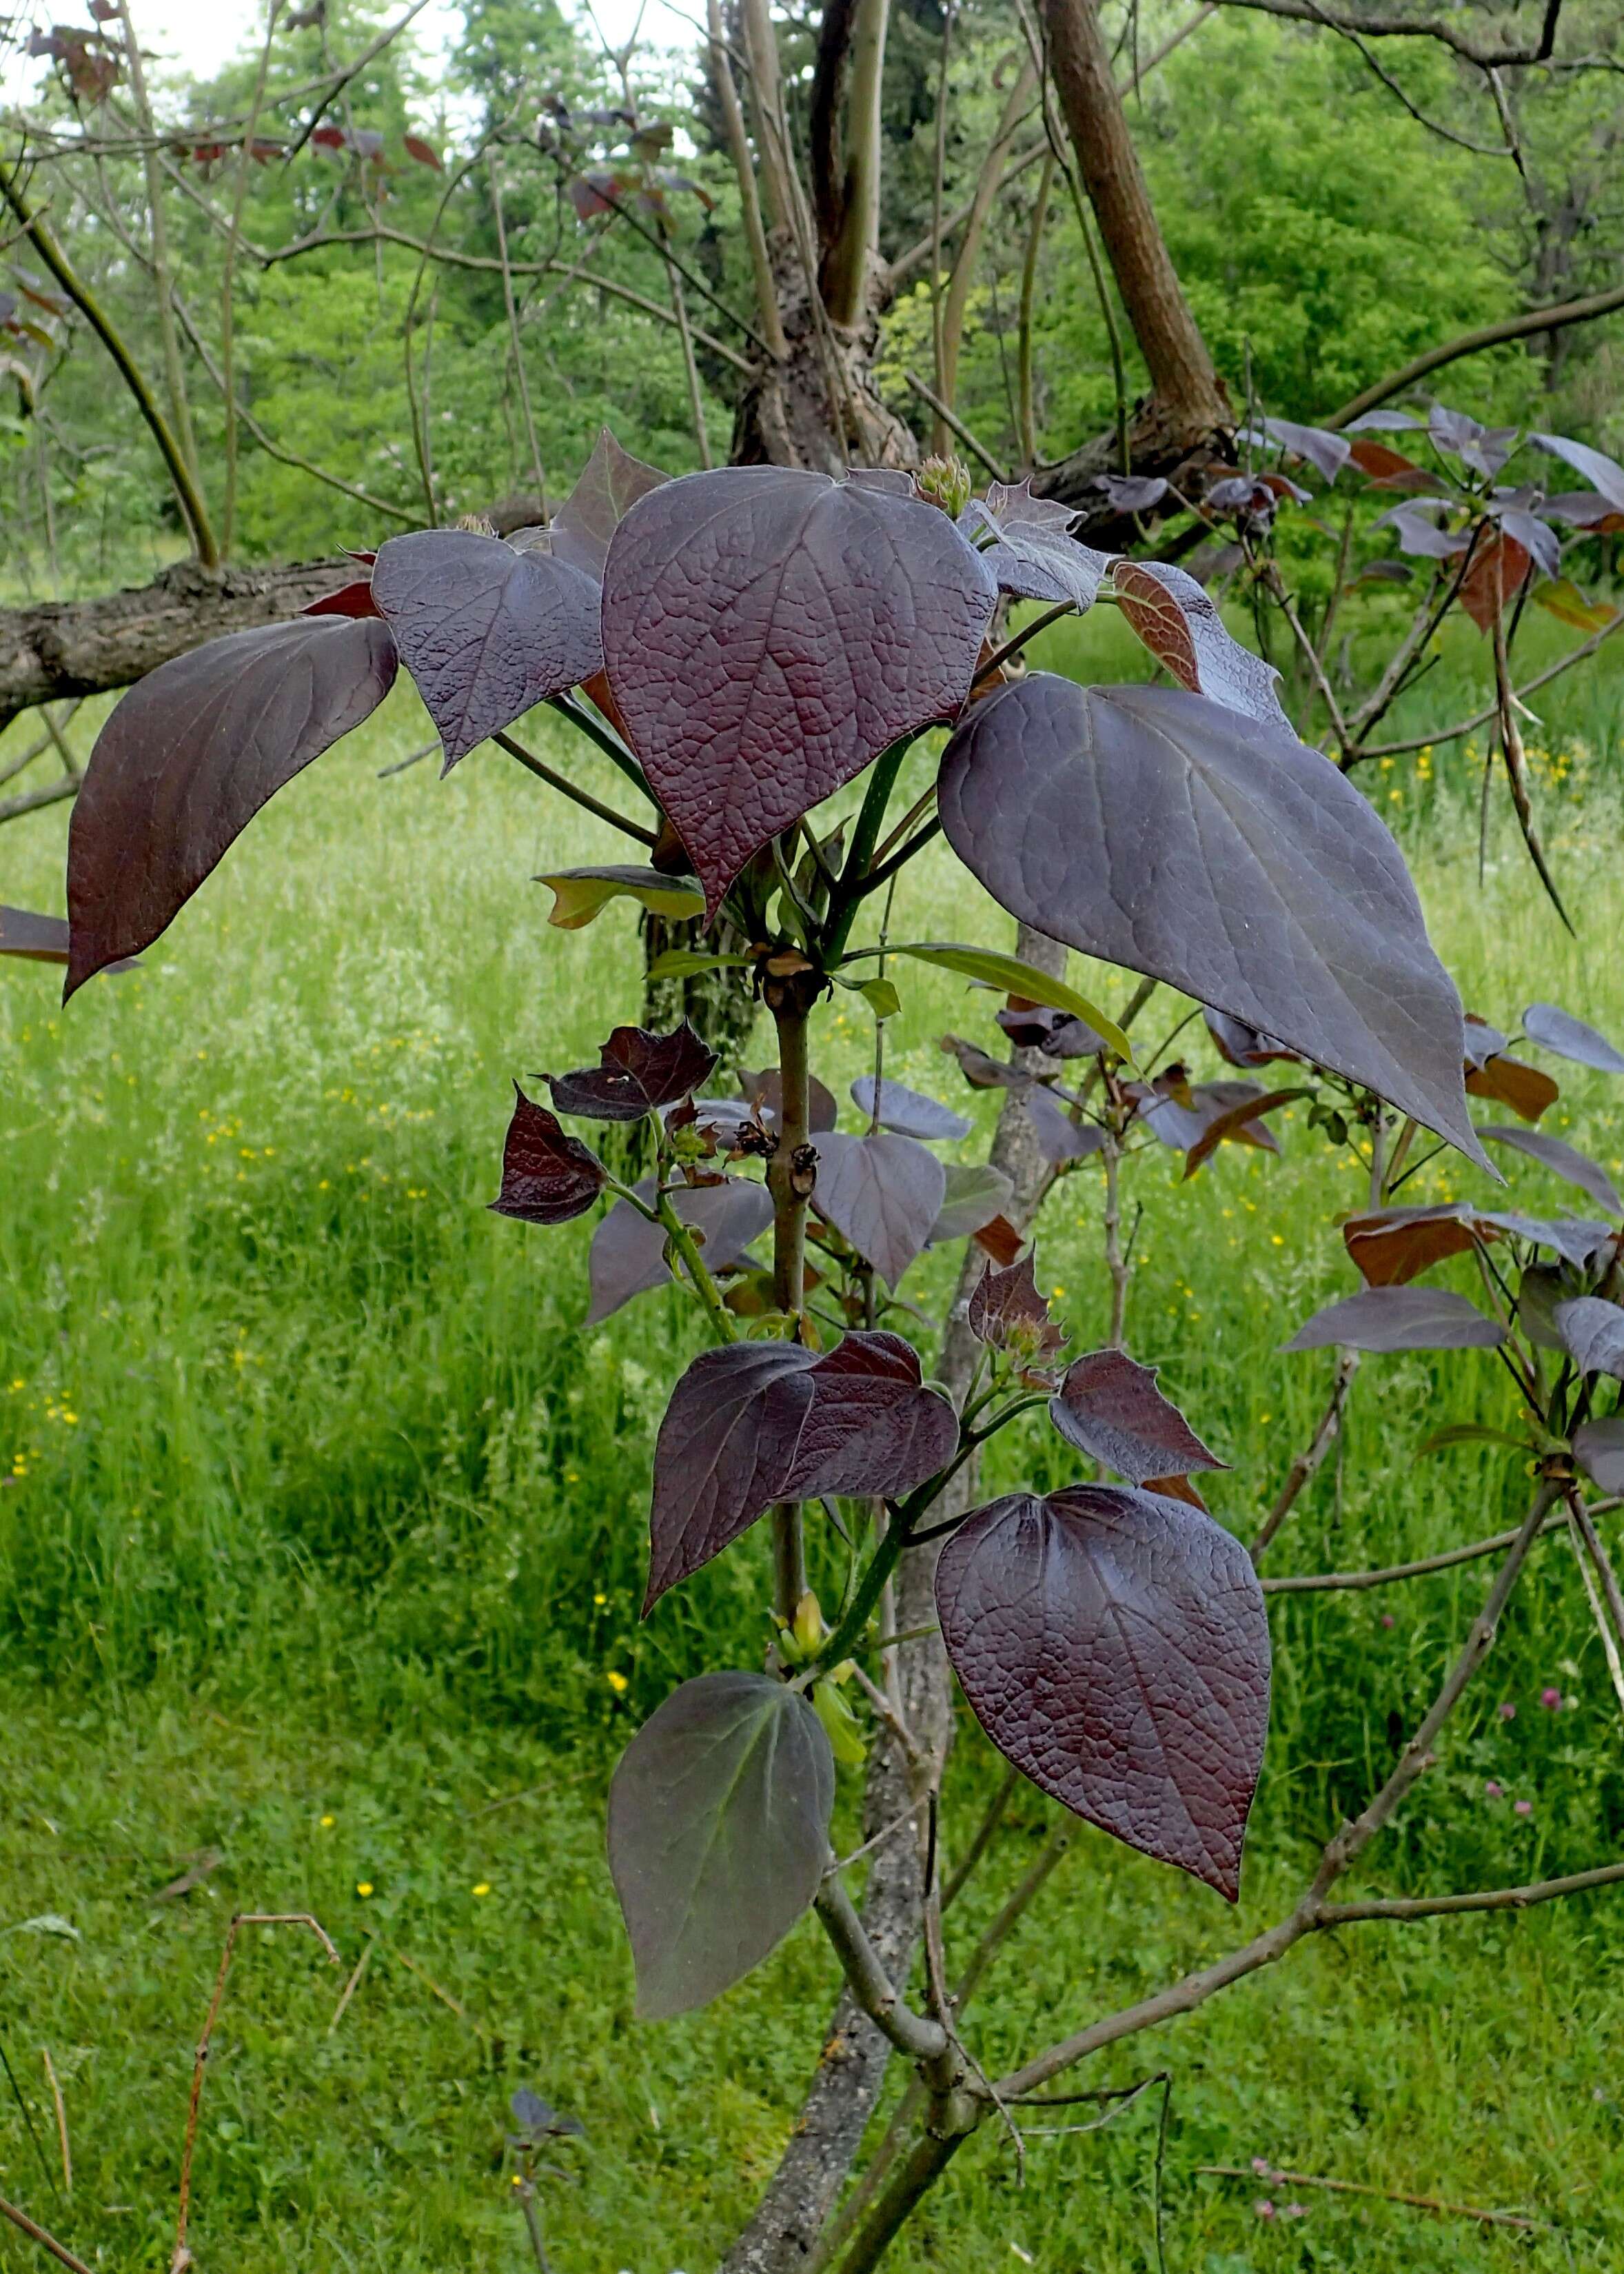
729, 237, 917, 476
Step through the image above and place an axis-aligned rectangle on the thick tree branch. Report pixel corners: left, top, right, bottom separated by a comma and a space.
1328, 279, 1624, 425
1206, 0, 1583, 70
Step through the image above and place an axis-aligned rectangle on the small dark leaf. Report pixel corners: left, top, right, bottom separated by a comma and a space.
1378, 502, 1468, 561
1203, 1007, 1298, 1068
1026, 1084, 1104, 1165
489, 1084, 606, 1224
1049, 1348, 1225, 1482
935, 1486, 1269, 1896
1459, 534, 1530, 636
1430, 407, 1517, 481
607, 1672, 834, 2019
1184, 1086, 1304, 1177
549, 428, 670, 581
929, 1161, 1013, 1242
1113, 560, 1288, 729
958, 481, 1110, 611
940, 1033, 1023, 1092
1283, 1286, 1503, 1353
509, 2089, 585, 2142
1478, 1124, 1621, 1216
1463, 1014, 1508, 1069
809, 1131, 946, 1287
1522, 1001, 1624, 1076
587, 1175, 772, 1323
1092, 473, 1167, 512
1464, 1054, 1558, 1123
740, 1066, 839, 1134
600, 467, 997, 914
300, 578, 382, 619
403, 133, 443, 170
1554, 1297, 1624, 1381
546, 1022, 716, 1122
1242, 416, 1350, 485
850, 1075, 971, 1142
371, 529, 602, 768
646, 1331, 957, 1607
1573, 1417, 1624, 1493
65, 620, 397, 998
975, 1214, 1024, 1266
996, 1003, 1108, 1058
1139, 1079, 1279, 1158
939, 677, 1488, 1169
1, 906, 67, 964
1348, 439, 1447, 492
968, 1252, 1066, 1356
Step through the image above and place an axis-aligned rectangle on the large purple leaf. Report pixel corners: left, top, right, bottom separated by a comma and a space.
1049, 1349, 1226, 1483
371, 529, 602, 769
600, 467, 997, 914
958, 481, 1110, 611
809, 1131, 946, 1288
1111, 560, 1289, 730
1554, 1297, 1624, 1380
65, 619, 397, 998
545, 1022, 716, 1123
549, 427, 670, 580
607, 1671, 834, 2018
935, 1486, 1270, 1896
1283, 1286, 1503, 1352
646, 1329, 956, 1609
1529, 432, 1624, 515
1478, 1123, 1621, 1215
586, 1176, 773, 1323
1522, 1001, 1624, 1076
939, 676, 1487, 1169
489, 1084, 606, 1225
850, 1075, 971, 1143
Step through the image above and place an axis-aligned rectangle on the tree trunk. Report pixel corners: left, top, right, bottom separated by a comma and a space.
731, 237, 917, 476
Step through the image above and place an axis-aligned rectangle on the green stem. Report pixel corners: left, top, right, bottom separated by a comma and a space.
653, 1187, 737, 1345
819, 1507, 913, 1670
491, 732, 657, 845
549, 695, 662, 807
824, 740, 913, 961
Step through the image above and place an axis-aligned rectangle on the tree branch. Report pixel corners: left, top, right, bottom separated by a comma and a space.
813, 1880, 948, 2060
1205, 0, 1582, 70
1319, 1858, 1624, 1922
1328, 280, 1624, 427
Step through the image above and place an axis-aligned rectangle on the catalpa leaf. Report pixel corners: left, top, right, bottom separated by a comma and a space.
1464, 1054, 1557, 1123
1478, 1124, 1621, 1216
809, 1131, 946, 1288
995, 1003, 1108, 1058
968, 1251, 1067, 1356
371, 530, 602, 769
587, 1175, 773, 1324
1463, 1014, 1509, 1069
868, 944, 1130, 1058
545, 1022, 715, 1122
1112, 559, 1289, 729
1184, 1085, 1304, 1176
549, 427, 670, 580
958, 481, 1110, 611
1203, 1007, 1297, 1068
607, 1671, 834, 2018
929, 1161, 1013, 1242
1522, 1001, 1624, 1076
1529, 432, 1624, 516
1572, 1417, 1624, 1493
1241, 416, 1350, 487
1342, 1203, 1501, 1287
1049, 1348, 1225, 1483
939, 677, 1488, 1169
0, 905, 137, 974
1139, 1080, 1278, 1157
1026, 1084, 1103, 1166
600, 467, 997, 915
1283, 1286, 1503, 1353
740, 1066, 840, 1134
1459, 533, 1530, 636
850, 1075, 971, 1143
646, 1331, 957, 1609
935, 1486, 1269, 1897
489, 1084, 606, 1224
65, 619, 397, 998
538, 865, 704, 930
1554, 1297, 1624, 1381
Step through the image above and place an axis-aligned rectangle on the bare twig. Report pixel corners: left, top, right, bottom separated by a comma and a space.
1319, 1856, 1624, 1924
1197, 2161, 1547, 2230
902, 370, 1011, 481
1251, 1349, 1360, 1563
327, 1938, 374, 2033
39, 2051, 69, 2197
0, 2194, 93, 2274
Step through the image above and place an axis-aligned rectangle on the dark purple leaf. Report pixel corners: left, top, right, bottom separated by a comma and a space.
1138, 1079, 1278, 1156
607, 1671, 834, 2018
959, 481, 1110, 610
740, 1066, 839, 1134
1345, 410, 1422, 432
968, 1252, 1066, 1356
549, 428, 670, 581
1203, 1007, 1298, 1068
1573, 1417, 1624, 1493
1494, 507, 1561, 581
1430, 407, 1517, 481
940, 1034, 1024, 1092
939, 676, 1488, 1169
1241, 416, 1350, 485
1183, 1085, 1303, 1177
65, 620, 396, 999
370, 529, 602, 769
0, 905, 131, 969
1048, 1348, 1225, 1482
1488, 1214, 1615, 1270
300, 578, 383, 620
809, 1131, 946, 1287
546, 1021, 715, 1122
1378, 502, 1469, 561
1092, 473, 1168, 512
850, 1074, 971, 1142
1463, 1014, 1508, 1069
996, 1003, 1108, 1058
935, 1485, 1269, 1895
929, 1161, 1013, 1242
489, 1084, 606, 1224
1529, 432, 1624, 515
1522, 1001, 1624, 1076
1478, 1124, 1621, 1216
600, 467, 997, 914
1112, 560, 1288, 729
1541, 491, 1624, 532
646, 1331, 957, 1608
1464, 1054, 1558, 1123
1555, 1297, 1624, 1380
1283, 1286, 1503, 1353
1342, 1203, 1500, 1286
1348, 439, 1448, 492
587, 1175, 773, 1322
1459, 534, 1531, 635
1026, 1083, 1103, 1165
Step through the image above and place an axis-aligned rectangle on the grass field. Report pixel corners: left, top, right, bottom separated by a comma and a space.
3, 623, 1624, 2272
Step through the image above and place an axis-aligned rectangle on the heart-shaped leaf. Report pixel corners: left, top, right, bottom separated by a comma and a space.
586, 1176, 773, 1324
600, 467, 997, 914
939, 676, 1487, 1168
371, 529, 603, 768
1112, 559, 1288, 729
740, 1067, 840, 1134
1342, 1204, 1501, 1286
1478, 1124, 1621, 1215
607, 1671, 834, 2018
545, 1022, 716, 1122
959, 481, 1110, 611
489, 1084, 606, 1225
1049, 1348, 1226, 1482
549, 428, 670, 580
935, 1485, 1270, 1896
850, 1075, 971, 1142
1573, 1417, 1624, 1492
1283, 1286, 1503, 1352
809, 1131, 946, 1288
65, 618, 398, 998
538, 865, 705, 930
646, 1330, 957, 1609
1554, 1297, 1624, 1380
968, 1252, 1067, 1356
929, 1161, 1013, 1242
1522, 1001, 1624, 1076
